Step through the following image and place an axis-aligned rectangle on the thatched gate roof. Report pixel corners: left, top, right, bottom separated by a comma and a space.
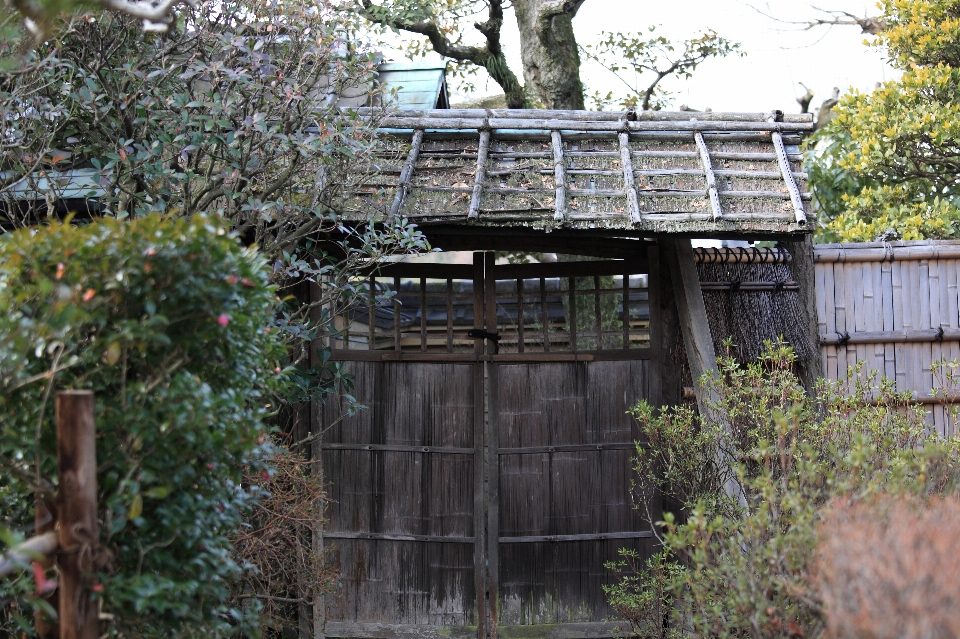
347, 108, 813, 237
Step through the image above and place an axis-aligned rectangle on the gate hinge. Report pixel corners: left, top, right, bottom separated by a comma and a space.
467, 329, 502, 354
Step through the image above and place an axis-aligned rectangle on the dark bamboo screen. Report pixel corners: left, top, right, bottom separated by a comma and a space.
331, 260, 650, 358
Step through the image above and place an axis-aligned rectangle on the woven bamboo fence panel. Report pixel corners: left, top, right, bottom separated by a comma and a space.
815, 240, 960, 436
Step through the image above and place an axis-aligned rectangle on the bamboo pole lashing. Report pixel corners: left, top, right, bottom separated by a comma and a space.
357, 106, 813, 123
694, 131, 723, 220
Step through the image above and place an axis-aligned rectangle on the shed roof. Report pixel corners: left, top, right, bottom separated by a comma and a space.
378, 61, 449, 109
342, 108, 814, 237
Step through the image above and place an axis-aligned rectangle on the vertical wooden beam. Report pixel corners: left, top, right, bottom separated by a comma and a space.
540, 278, 550, 353
483, 251, 500, 639
388, 129, 425, 224
593, 275, 602, 350
661, 238, 746, 509
617, 131, 642, 225
471, 252, 487, 639
55, 390, 98, 639
420, 278, 428, 352
568, 276, 577, 353
622, 271, 630, 351
647, 245, 662, 406
516, 278, 525, 354
308, 280, 326, 639
368, 275, 375, 350
780, 235, 825, 394
394, 276, 402, 352
446, 278, 454, 353
551, 131, 567, 223
468, 129, 491, 221
694, 131, 723, 221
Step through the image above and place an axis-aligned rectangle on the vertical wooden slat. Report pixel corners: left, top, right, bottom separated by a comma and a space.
420, 278, 428, 352
468, 129, 491, 221
617, 131, 641, 224
622, 272, 630, 350
540, 278, 550, 353
517, 278, 525, 354
568, 276, 577, 353
594, 275, 603, 350
648, 244, 662, 407
388, 129, 425, 223
484, 251, 500, 639
309, 280, 327, 639
551, 131, 567, 223
394, 276, 402, 352
368, 275, 375, 350
56, 390, 99, 639
447, 279, 454, 353
472, 253, 487, 639
694, 131, 722, 220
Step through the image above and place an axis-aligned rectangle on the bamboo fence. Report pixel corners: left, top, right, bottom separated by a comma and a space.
816, 240, 960, 435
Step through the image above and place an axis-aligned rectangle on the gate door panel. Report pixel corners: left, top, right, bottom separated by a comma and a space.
320, 258, 486, 636
486, 255, 660, 634
318, 250, 660, 639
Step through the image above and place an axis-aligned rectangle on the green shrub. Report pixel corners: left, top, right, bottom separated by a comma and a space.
0, 215, 290, 637
607, 341, 960, 638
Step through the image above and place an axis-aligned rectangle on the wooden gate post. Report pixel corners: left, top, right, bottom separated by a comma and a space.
55, 390, 99, 639
662, 238, 747, 510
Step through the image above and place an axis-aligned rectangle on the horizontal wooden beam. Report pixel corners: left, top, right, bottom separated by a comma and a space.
497, 443, 645, 455
323, 532, 475, 543
352, 106, 813, 124
498, 531, 653, 543
321, 443, 474, 454
380, 116, 813, 133
814, 244, 960, 263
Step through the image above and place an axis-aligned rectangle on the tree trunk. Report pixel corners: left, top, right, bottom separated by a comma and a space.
512, 0, 585, 110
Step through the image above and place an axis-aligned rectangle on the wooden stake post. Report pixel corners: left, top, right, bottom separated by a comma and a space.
55, 390, 99, 639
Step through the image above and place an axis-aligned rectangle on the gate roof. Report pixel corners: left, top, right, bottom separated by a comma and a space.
346, 108, 813, 237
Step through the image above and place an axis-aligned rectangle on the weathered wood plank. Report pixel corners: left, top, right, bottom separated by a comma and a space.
617, 132, 642, 224
468, 130, 491, 220
694, 131, 722, 220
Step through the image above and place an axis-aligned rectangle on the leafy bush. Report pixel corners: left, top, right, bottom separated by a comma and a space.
807, 0, 960, 242
0, 215, 290, 637
606, 341, 960, 638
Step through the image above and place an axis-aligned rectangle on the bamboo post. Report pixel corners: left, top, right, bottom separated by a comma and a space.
694, 131, 723, 220
55, 390, 99, 639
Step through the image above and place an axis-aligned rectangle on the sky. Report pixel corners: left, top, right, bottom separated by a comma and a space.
380, 0, 896, 115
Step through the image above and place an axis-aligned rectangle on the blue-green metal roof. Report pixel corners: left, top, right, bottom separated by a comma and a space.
379, 61, 448, 110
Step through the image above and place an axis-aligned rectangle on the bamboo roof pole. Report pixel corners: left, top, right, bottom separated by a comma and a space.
694, 131, 723, 221
387, 128, 424, 224
551, 131, 568, 223
767, 115, 807, 225
617, 132, 642, 225
468, 128, 491, 221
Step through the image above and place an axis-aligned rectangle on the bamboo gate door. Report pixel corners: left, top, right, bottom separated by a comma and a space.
316, 249, 662, 639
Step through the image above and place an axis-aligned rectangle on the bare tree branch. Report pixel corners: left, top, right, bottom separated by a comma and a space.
745, 3, 887, 35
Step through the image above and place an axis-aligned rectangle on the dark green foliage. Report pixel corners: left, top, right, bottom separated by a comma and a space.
0, 215, 290, 637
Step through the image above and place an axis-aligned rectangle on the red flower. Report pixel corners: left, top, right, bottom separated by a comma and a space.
216, 314, 230, 327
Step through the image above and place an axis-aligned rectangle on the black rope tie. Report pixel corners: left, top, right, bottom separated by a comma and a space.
468, 328, 502, 353
836, 331, 850, 346
729, 279, 741, 293
936, 326, 945, 342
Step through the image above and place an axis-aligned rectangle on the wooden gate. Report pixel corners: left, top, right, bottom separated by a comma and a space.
316, 249, 661, 639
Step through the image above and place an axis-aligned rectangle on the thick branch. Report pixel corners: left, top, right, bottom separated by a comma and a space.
359, 0, 526, 108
